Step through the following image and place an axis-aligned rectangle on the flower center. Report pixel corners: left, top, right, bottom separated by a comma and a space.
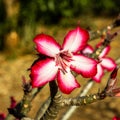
55, 50, 73, 73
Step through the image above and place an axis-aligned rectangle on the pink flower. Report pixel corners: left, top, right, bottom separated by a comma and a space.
30, 27, 97, 94
82, 44, 116, 82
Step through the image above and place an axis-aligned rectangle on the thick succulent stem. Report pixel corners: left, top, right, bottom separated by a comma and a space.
62, 92, 106, 106
40, 81, 63, 120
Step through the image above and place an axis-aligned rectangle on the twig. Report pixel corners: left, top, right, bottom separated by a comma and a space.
116, 57, 120, 65
62, 92, 106, 106
89, 14, 120, 40
60, 79, 94, 120
6, 86, 43, 120
35, 97, 51, 120
21, 117, 34, 120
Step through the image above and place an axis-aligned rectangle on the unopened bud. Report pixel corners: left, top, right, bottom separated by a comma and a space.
110, 66, 119, 79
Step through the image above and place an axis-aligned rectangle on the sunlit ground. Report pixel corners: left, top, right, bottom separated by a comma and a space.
0, 16, 120, 120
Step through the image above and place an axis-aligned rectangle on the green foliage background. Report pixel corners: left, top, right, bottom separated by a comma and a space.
19, 0, 120, 24
0, 0, 120, 52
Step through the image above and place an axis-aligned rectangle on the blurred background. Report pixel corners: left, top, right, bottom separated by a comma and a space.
0, 0, 120, 55
0, 0, 120, 120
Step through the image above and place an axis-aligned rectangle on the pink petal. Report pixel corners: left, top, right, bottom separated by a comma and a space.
99, 45, 110, 58
101, 57, 116, 71
92, 64, 104, 82
62, 26, 89, 53
70, 55, 97, 78
30, 58, 58, 87
57, 68, 80, 94
34, 34, 61, 57
81, 44, 94, 54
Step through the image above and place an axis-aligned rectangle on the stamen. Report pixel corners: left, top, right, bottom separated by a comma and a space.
55, 50, 73, 74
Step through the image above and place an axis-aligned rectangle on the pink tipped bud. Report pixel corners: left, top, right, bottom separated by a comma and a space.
105, 66, 120, 97
10, 96, 16, 109
105, 67, 118, 92
110, 67, 119, 79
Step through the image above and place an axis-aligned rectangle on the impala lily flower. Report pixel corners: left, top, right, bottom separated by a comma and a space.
82, 44, 116, 82
30, 27, 97, 94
